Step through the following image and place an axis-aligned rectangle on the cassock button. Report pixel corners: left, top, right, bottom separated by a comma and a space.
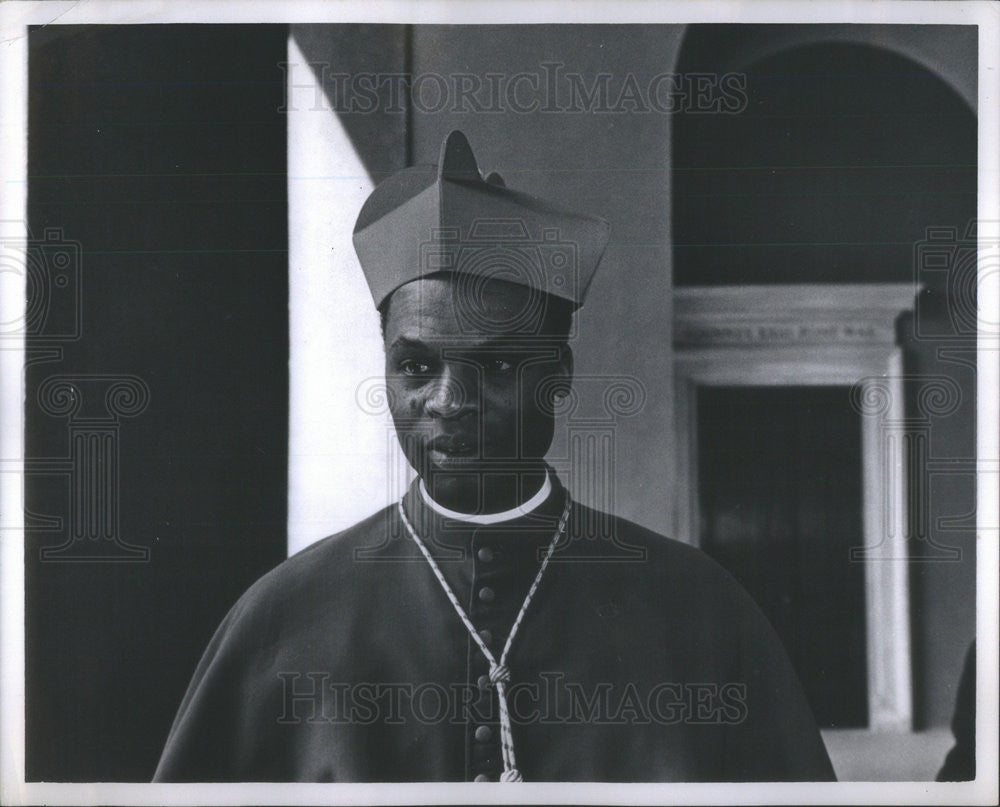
478, 629, 493, 645
477, 546, 494, 563
475, 725, 493, 743
478, 586, 495, 603
474, 774, 490, 782
477, 674, 491, 690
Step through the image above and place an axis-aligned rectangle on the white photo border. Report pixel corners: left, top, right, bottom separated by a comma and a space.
1, 1, 996, 805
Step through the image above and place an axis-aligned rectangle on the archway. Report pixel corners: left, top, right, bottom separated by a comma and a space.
671, 24, 977, 776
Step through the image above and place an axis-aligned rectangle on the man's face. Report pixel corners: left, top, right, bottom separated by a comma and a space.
383, 276, 572, 510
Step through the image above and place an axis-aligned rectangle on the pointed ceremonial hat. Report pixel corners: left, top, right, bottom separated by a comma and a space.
352, 130, 611, 310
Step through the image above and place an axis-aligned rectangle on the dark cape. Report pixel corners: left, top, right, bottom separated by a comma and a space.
937, 640, 976, 781
154, 475, 835, 782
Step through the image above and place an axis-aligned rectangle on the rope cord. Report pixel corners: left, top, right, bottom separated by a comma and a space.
397, 492, 571, 782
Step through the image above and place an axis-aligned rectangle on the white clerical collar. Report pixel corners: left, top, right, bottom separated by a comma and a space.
418, 472, 552, 525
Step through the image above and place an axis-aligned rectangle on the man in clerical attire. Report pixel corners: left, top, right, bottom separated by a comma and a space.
154, 131, 835, 783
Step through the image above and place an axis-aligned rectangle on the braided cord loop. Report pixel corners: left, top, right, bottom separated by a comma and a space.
397, 492, 571, 782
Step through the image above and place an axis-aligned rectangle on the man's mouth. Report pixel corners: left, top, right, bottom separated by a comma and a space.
427, 435, 478, 459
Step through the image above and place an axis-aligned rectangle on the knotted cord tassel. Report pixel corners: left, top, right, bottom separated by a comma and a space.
491, 663, 521, 780
489, 664, 510, 686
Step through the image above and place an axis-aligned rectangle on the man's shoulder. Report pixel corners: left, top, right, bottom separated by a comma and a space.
227, 505, 398, 623
284, 505, 400, 569
572, 502, 722, 565
571, 503, 754, 601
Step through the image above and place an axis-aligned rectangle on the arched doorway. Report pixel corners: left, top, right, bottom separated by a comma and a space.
671, 23, 976, 764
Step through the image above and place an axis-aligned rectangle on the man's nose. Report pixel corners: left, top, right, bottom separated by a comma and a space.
424, 364, 475, 419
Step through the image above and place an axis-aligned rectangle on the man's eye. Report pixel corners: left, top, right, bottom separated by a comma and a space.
399, 359, 432, 376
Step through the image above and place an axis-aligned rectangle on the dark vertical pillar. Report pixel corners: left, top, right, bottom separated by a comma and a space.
25, 24, 289, 781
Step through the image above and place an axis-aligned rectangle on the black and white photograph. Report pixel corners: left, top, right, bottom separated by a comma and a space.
0, 1, 997, 804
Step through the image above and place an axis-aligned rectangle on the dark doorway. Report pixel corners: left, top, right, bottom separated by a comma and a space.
697, 385, 868, 728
